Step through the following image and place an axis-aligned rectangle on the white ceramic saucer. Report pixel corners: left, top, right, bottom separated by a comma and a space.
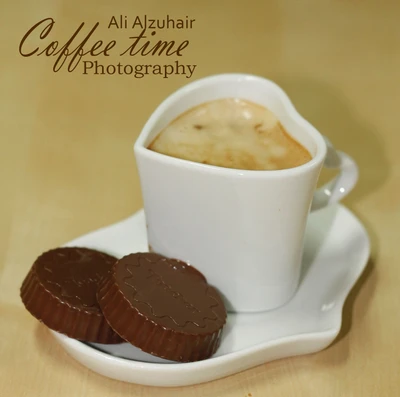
51, 204, 370, 387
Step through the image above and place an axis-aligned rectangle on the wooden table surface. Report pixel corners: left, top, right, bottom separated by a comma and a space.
1, 0, 399, 395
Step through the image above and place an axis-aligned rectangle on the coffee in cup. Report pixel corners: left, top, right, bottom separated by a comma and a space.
148, 98, 311, 171
135, 74, 358, 312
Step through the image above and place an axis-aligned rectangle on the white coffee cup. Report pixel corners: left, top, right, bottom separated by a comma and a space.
134, 74, 358, 312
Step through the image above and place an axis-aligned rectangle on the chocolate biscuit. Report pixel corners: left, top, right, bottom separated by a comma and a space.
20, 247, 122, 344
97, 252, 227, 362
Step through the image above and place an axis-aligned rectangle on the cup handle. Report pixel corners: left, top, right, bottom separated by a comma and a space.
311, 137, 358, 211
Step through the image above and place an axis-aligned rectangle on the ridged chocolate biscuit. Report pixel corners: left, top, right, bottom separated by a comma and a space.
97, 252, 227, 362
20, 247, 123, 344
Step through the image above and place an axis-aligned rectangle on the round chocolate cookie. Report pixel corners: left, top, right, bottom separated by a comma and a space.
97, 252, 227, 362
20, 247, 122, 344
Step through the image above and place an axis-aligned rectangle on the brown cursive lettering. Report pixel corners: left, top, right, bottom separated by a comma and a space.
19, 18, 117, 72
19, 18, 54, 57
120, 28, 189, 56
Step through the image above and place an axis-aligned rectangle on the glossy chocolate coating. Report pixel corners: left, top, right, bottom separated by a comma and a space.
20, 247, 122, 344
98, 253, 227, 362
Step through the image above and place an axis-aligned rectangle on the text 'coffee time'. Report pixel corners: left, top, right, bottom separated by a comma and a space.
18, 16, 197, 78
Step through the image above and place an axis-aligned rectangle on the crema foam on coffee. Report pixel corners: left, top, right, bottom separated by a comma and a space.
148, 98, 312, 170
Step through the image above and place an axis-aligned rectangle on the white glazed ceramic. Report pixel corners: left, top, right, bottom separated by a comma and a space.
134, 74, 359, 312
53, 204, 370, 387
